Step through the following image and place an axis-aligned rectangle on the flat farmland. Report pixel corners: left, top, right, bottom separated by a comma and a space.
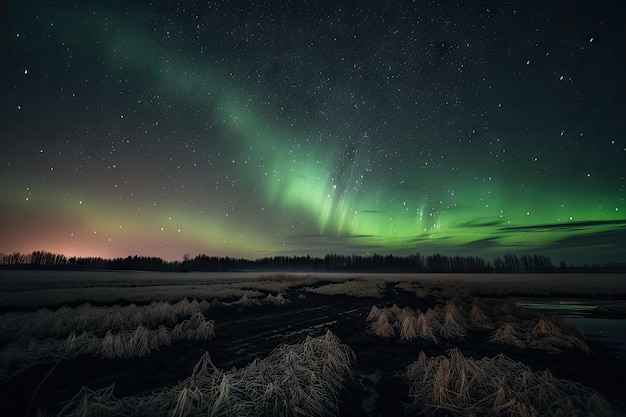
1, 271, 625, 416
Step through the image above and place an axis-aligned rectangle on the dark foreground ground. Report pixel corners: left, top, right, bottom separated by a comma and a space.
3, 281, 626, 416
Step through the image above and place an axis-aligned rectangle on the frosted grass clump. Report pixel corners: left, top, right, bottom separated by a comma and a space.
528, 317, 592, 354
264, 292, 289, 306
0, 298, 211, 342
415, 310, 440, 345
305, 280, 385, 298
0, 282, 269, 309
171, 312, 215, 341
250, 274, 319, 292
468, 303, 493, 330
1, 313, 215, 380
229, 293, 262, 308
212, 290, 291, 308
367, 300, 590, 354
398, 308, 419, 341
488, 317, 591, 354
368, 309, 396, 338
386, 303, 403, 320
366, 305, 382, 322
405, 349, 616, 417
439, 300, 468, 339
488, 323, 527, 349
58, 384, 121, 417
57, 330, 356, 417
366, 301, 467, 343
173, 298, 203, 318
101, 326, 153, 359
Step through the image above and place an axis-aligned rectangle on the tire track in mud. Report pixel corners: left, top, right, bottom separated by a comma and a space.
206, 293, 411, 417
207, 297, 372, 370
205, 295, 386, 416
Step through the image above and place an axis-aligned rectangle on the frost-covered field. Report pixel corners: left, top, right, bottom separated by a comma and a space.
1, 271, 625, 416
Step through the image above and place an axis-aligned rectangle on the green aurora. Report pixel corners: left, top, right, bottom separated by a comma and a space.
1, 2, 624, 263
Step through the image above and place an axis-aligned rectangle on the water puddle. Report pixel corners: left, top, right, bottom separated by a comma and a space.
515, 300, 599, 313
515, 299, 626, 357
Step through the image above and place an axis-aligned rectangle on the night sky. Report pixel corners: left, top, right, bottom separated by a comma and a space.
1, 1, 625, 264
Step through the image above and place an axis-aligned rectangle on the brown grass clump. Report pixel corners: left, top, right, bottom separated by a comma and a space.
398, 309, 420, 341
0, 299, 209, 342
387, 303, 402, 320
365, 301, 473, 344
415, 311, 440, 345
487, 316, 592, 354
366, 301, 590, 355
365, 305, 440, 343
171, 312, 215, 341
58, 384, 121, 417
531, 317, 563, 338
439, 300, 468, 339
256, 273, 304, 281
264, 292, 289, 305
231, 293, 262, 308
366, 305, 382, 322
1, 309, 218, 381
469, 303, 493, 330
58, 330, 356, 417
100, 325, 154, 359
368, 309, 396, 338
527, 317, 592, 354
488, 323, 527, 348
405, 349, 616, 417
305, 280, 385, 298
65, 332, 96, 357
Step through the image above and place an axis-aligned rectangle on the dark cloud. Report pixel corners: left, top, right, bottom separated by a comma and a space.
498, 219, 626, 233
458, 219, 505, 228
542, 227, 626, 250
462, 236, 503, 248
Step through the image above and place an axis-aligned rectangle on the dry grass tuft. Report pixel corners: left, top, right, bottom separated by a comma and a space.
527, 317, 592, 354
57, 330, 355, 417
1, 310, 216, 380
439, 300, 468, 339
0, 298, 214, 344
230, 293, 262, 308
171, 312, 215, 341
488, 323, 527, 348
366, 305, 382, 322
366, 301, 471, 344
264, 292, 289, 305
469, 303, 493, 330
387, 303, 402, 320
368, 309, 396, 338
415, 311, 440, 345
488, 316, 591, 354
58, 384, 121, 417
305, 280, 385, 298
405, 349, 616, 416
366, 300, 591, 356
398, 309, 419, 341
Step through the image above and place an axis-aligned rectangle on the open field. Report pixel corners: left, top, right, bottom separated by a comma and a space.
1, 271, 625, 416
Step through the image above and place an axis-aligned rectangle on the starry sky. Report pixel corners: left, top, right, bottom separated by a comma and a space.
1, 1, 625, 264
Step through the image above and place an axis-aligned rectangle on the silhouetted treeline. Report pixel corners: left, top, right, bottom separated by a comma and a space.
491, 254, 553, 273
1, 250, 624, 273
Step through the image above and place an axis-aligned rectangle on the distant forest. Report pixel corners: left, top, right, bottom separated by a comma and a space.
0, 251, 623, 273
